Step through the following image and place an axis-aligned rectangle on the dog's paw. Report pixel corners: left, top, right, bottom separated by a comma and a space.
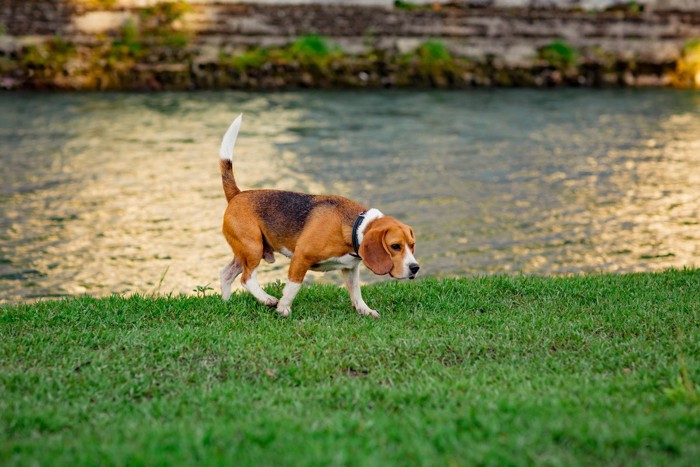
220, 278, 232, 301
276, 304, 291, 317
265, 296, 279, 308
221, 289, 231, 301
356, 306, 380, 319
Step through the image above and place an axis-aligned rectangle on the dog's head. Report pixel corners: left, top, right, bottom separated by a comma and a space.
359, 216, 419, 279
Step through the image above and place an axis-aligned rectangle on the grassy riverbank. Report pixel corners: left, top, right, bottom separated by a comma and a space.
2, 271, 699, 465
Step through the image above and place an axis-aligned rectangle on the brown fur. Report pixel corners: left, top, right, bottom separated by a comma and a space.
360, 216, 416, 278
222, 190, 368, 283
219, 159, 239, 202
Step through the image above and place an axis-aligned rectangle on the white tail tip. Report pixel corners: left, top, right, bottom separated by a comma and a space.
219, 113, 243, 160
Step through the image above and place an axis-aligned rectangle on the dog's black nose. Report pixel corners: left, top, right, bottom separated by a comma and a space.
409, 263, 420, 274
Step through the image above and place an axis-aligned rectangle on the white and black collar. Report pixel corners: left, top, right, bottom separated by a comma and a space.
351, 208, 384, 257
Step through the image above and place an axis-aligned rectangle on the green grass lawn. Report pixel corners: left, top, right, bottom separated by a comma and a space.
2, 271, 699, 465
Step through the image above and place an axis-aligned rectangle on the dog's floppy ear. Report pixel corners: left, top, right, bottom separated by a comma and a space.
360, 227, 392, 275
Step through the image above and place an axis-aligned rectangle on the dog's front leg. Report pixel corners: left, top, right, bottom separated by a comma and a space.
341, 263, 379, 319
276, 257, 311, 318
277, 282, 301, 318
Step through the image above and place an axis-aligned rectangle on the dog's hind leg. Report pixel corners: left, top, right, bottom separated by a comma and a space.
239, 246, 278, 308
241, 265, 278, 308
226, 222, 278, 308
220, 257, 242, 301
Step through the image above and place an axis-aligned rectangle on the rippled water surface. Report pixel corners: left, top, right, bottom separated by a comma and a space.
1, 90, 699, 303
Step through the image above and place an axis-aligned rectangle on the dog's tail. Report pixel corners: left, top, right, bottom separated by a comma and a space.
219, 114, 243, 202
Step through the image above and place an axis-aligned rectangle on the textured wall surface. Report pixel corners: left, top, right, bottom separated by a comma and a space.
57, 0, 700, 7
1, 0, 699, 89
2, 1, 699, 63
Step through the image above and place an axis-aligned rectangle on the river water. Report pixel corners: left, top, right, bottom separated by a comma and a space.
1, 90, 699, 303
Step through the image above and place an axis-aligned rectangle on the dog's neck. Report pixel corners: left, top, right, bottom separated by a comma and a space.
352, 208, 384, 255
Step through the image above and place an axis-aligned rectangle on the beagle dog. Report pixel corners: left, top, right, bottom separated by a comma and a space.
218, 115, 419, 318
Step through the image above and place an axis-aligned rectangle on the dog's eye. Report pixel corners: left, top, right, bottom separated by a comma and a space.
391, 244, 402, 251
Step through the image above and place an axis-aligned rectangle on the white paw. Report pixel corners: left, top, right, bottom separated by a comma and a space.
265, 296, 279, 308
356, 305, 380, 319
220, 279, 231, 301
276, 304, 291, 317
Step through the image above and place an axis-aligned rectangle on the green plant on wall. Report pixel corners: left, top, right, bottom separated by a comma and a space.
394, 0, 420, 10
224, 35, 341, 72
627, 1, 643, 14
21, 36, 78, 74
404, 40, 456, 85
225, 48, 269, 71
110, 0, 192, 58
288, 35, 335, 59
538, 40, 578, 70
674, 39, 700, 88
111, 19, 143, 58
415, 40, 452, 65
80, 0, 119, 7
144, 0, 192, 20
393, 0, 436, 11
140, 1, 192, 48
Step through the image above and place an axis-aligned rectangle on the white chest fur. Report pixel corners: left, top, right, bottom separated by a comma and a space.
310, 254, 361, 272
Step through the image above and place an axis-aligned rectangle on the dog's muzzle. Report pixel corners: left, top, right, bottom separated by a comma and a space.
408, 263, 420, 279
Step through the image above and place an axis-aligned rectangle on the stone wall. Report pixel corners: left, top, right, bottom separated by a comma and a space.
1, 0, 699, 89
1, 0, 76, 36
59, 0, 700, 8
176, 3, 700, 66
5, 1, 697, 64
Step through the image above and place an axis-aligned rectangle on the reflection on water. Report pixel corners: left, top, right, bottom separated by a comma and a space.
1, 90, 699, 303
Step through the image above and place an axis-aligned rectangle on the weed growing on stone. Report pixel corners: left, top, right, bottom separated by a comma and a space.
673, 39, 700, 88
539, 40, 578, 70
